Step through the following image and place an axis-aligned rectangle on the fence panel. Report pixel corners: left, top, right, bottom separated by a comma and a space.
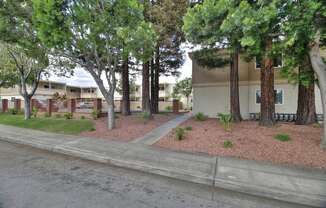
52, 99, 68, 113
76, 98, 94, 113
34, 99, 48, 112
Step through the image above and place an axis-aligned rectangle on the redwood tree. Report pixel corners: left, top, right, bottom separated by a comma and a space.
121, 57, 131, 116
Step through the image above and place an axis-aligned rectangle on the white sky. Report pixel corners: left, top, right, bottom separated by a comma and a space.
47, 45, 193, 87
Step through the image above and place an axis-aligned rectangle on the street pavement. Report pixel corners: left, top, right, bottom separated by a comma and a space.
0, 141, 309, 208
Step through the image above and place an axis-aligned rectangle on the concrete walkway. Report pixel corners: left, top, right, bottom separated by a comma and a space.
0, 124, 325, 207
132, 113, 192, 145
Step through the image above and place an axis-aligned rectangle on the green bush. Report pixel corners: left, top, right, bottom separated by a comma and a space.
141, 111, 152, 123
274, 134, 291, 142
175, 127, 186, 141
80, 115, 86, 120
44, 112, 51, 118
32, 107, 38, 118
90, 127, 96, 131
165, 106, 172, 111
194, 112, 207, 121
9, 108, 18, 115
91, 110, 101, 120
64, 113, 73, 120
223, 140, 233, 148
218, 113, 233, 131
185, 126, 192, 131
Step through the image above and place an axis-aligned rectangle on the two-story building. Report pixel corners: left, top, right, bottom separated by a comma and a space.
190, 51, 323, 119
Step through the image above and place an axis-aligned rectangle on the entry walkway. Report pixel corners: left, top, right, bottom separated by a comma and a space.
132, 113, 192, 145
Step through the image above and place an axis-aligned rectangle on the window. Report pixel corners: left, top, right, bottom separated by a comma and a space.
255, 56, 283, 69
255, 89, 283, 105
44, 84, 49, 89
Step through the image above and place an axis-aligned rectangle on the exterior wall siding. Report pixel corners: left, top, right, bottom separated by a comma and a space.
193, 83, 323, 119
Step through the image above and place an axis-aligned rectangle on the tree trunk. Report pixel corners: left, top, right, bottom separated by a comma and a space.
121, 57, 131, 116
309, 31, 326, 148
296, 56, 316, 125
107, 103, 115, 130
153, 46, 160, 114
142, 61, 151, 114
260, 38, 275, 126
24, 97, 31, 120
230, 47, 242, 122
150, 58, 156, 113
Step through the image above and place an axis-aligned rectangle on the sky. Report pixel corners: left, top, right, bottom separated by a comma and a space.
48, 46, 193, 87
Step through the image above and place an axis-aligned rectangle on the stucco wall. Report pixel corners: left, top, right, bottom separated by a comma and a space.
193, 83, 323, 119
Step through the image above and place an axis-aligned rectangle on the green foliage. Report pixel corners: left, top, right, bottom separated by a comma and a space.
172, 78, 192, 104
165, 106, 172, 111
274, 134, 291, 142
0, 114, 94, 135
8, 108, 18, 115
194, 112, 207, 121
175, 127, 186, 141
141, 112, 152, 123
218, 113, 233, 131
192, 49, 230, 68
223, 140, 233, 148
55, 114, 62, 119
90, 127, 96, 132
32, 107, 38, 118
80, 115, 86, 120
44, 112, 51, 118
64, 113, 73, 120
91, 110, 101, 120
185, 126, 192, 131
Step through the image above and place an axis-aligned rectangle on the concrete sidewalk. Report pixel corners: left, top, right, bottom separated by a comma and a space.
0, 124, 325, 207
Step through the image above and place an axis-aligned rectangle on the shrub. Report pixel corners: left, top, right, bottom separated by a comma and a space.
91, 110, 101, 120
90, 127, 96, 131
55, 114, 62, 118
223, 140, 233, 148
274, 134, 291, 142
218, 113, 233, 131
80, 115, 86, 120
165, 106, 172, 111
64, 113, 73, 120
44, 112, 51, 118
175, 127, 186, 140
32, 107, 38, 118
141, 111, 152, 123
194, 112, 207, 121
185, 126, 192, 131
9, 108, 18, 115
312, 123, 322, 128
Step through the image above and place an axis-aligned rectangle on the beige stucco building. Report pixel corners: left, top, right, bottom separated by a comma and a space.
191, 52, 323, 119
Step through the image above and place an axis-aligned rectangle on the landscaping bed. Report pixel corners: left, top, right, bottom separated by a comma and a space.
155, 118, 326, 169
81, 113, 178, 142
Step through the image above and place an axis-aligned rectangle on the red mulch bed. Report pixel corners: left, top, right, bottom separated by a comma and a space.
155, 118, 326, 169
80, 113, 178, 142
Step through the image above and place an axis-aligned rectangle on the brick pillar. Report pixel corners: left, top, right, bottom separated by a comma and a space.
173, 99, 179, 114
93, 98, 102, 112
47, 99, 53, 116
14, 99, 21, 111
68, 99, 76, 113
2, 99, 8, 113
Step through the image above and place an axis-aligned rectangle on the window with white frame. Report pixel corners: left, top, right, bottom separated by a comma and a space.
255, 89, 283, 105
255, 56, 283, 69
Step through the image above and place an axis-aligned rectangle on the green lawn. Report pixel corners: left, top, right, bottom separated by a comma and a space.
0, 113, 94, 135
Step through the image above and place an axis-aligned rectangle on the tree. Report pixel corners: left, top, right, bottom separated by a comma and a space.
147, 0, 188, 114
221, 0, 288, 126
173, 77, 192, 108
33, 0, 156, 129
121, 57, 131, 116
0, 0, 51, 120
183, 0, 243, 122
281, 0, 325, 146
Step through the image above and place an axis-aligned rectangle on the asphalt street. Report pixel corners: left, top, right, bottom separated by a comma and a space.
0, 141, 309, 208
